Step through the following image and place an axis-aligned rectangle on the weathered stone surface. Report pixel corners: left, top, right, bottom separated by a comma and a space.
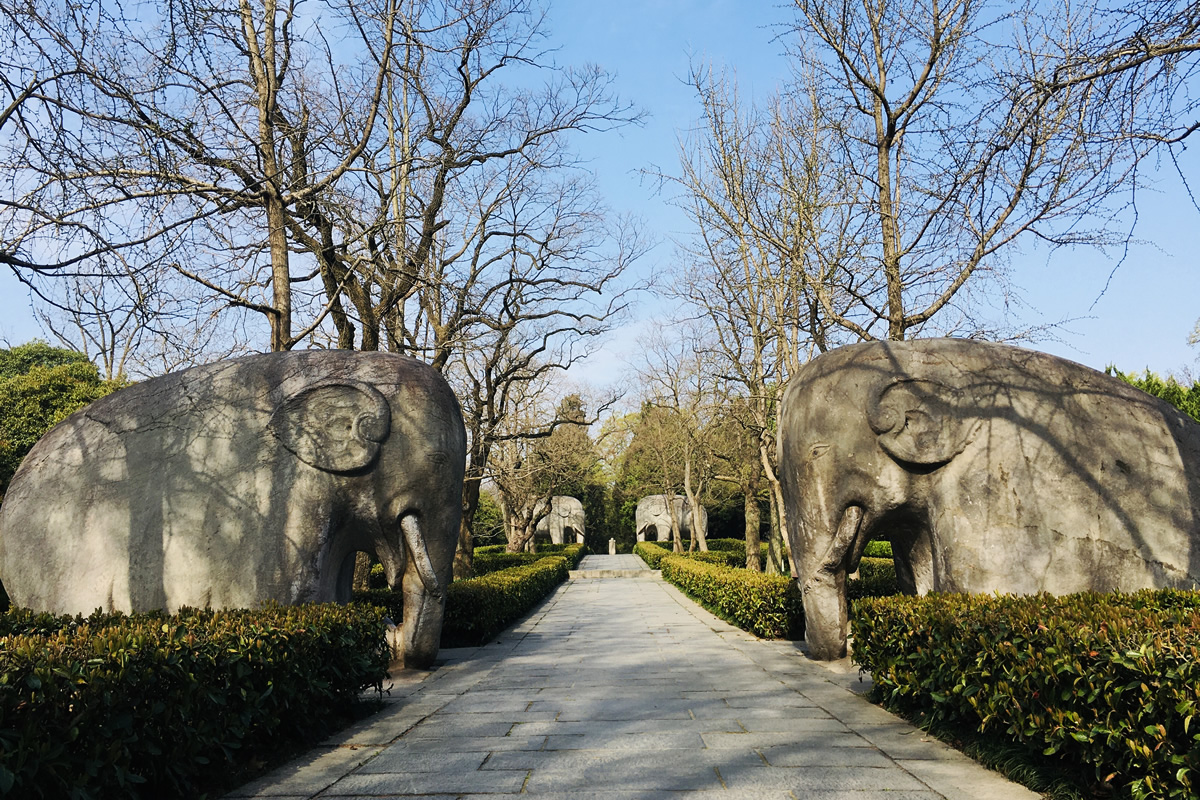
0, 350, 465, 668
533, 495, 585, 544
634, 494, 707, 542
779, 338, 1200, 659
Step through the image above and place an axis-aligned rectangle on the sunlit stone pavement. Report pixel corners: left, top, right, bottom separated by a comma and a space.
225, 555, 1038, 799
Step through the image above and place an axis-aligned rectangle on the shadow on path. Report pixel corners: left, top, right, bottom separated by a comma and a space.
225, 567, 1038, 799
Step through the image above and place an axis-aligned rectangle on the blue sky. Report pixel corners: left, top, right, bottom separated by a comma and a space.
548, 1, 1200, 387
3, 0, 1198, 382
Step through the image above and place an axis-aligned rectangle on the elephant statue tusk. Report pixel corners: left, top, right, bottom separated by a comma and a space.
402, 513, 444, 600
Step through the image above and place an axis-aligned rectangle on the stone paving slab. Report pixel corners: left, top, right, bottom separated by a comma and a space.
225, 573, 1041, 800
570, 553, 656, 578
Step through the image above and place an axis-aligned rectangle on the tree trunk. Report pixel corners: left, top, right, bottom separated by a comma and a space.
266, 193, 293, 351
455, 474, 481, 580
744, 490, 762, 571
682, 461, 708, 552
758, 437, 789, 575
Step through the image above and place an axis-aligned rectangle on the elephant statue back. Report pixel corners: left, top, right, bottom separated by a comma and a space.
635, 495, 708, 543
533, 496, 586, 545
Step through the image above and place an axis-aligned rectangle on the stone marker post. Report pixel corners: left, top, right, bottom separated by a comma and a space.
608, 538, 616, 555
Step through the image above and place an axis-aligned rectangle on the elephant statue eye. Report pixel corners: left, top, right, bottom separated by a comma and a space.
809, 443, 831, 460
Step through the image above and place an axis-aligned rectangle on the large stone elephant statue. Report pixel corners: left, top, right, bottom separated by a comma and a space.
534, 496, 585, 545
635, 495, 707, 543
0, 351, 466, 669
779, 338, 1200, 660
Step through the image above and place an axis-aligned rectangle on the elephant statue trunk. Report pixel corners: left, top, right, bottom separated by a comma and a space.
397, 512, 446, 669
800, 505, 863, 661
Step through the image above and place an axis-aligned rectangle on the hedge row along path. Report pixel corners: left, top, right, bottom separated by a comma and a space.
226, 555, 1036, 799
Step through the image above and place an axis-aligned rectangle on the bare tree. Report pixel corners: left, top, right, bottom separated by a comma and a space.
435, 163, 639, 575
274, 0, 641, 358
2, 0, 402, 350
634, 325, 725, 553
5, 0, 641, 576
483, 376, 605, 555
709, 399, 766, 571
788, 0, 1200, 342
663, 2, 1200, 572
3, 0, 639, 367
657, 66, 849, 572
617, 401, 688, 552
34, 267, 248, 380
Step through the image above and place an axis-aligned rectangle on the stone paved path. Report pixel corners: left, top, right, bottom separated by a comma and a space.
226, 556, 1039, 799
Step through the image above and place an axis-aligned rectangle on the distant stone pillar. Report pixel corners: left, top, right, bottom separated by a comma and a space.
608, 538, 616, 555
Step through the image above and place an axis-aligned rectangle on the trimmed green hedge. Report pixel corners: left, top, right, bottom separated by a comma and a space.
659, 555, 803, 640
639, 543, 899, 640
442, 556, 569, 646
635, 541, 740, 568
848, 557, 899, 599
852, 589, 1200, 799
862, 540, 893, 558
0, 604, 389, 799
634, 541, 672, 568
472, 543, 585, 574
355, 555, 570, 648
537, 542, 586, 568
472, 552, 544, 574
684, 550, 743, 568
705, 539, 784, 569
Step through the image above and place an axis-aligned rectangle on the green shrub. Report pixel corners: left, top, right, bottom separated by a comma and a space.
473, 551, 545, 574
704, 539, 749, 564
660, 555, 803, 640
706, 538, 746, 553
639, 539, 789, 571
852, 589, 1200, 799
535, 543, 587, 568
862, 540, 893, 558
757, 542, 791, 573
355, 555, 570, 648
441, 556, 569, 646
0, 604, 389, 799
471, 543, 585, 574
473, 544, 507, 555
1107, 366, 1200, 423
0, 348, 124, 496
634, 541, 673, 568
683, 550, 743, 568
847, 556, 898, 599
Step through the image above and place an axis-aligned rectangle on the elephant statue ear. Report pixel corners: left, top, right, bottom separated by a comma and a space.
270, 382, 392, 473
868, 379, 976, 467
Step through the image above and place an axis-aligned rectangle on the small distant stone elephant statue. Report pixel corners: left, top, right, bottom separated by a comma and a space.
0, 351, 466, 669
779, 338, 1200, 660
534, 496, 585, 544
635, 495, 708, 543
